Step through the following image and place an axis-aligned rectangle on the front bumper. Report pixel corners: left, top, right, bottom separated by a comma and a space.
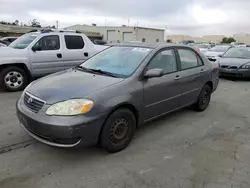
219, 68, 250, 78
16, 98, 108, 148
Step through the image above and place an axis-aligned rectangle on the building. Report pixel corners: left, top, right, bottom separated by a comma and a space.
167, 35, 195, 43
167, 34, 225, 44
65, 24, 165, 43
233, 33, 250, 44
0, 24, 102, 40
0, 24, 41, 37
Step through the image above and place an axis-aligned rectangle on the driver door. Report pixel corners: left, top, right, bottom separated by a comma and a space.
143, 48, 183, 121
29, 35, 65, 77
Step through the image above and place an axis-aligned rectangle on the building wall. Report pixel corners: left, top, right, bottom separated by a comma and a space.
201, 35, 224, 43
233, 34, 250, 44
136, 28, 164, 43
167, 35, 225, 44
66, 25, 165, 43
167, 35, 194, 43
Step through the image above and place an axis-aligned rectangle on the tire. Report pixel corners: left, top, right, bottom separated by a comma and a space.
0, 66, 28, 92
100, 108, 136, 153
194, 84, 212, 112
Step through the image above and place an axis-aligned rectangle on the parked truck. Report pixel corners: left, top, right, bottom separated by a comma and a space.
0, 29, 108, 91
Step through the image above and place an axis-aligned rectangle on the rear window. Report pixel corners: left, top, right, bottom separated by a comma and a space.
64, 35, 84, 49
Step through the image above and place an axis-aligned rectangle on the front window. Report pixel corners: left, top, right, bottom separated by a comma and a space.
210, 46, 230, 52
223, 48, 250, 58
80, 46, 152, 77
9, 33, 38, 49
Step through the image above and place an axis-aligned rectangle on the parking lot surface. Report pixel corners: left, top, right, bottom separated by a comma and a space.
0, 79, 250, 188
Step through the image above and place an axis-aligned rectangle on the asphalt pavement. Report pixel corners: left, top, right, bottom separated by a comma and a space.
0, 79, 250, 188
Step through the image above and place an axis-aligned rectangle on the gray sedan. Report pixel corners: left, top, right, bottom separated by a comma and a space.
218, 47, 250, 78
16, 43, 219, 153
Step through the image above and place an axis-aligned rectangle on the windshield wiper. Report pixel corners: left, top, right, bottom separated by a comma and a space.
88, 68, 118, 78
75, 66, 95, 73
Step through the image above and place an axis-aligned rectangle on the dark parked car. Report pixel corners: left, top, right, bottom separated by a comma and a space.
218, 47, 250, 78
16, 43, 219, 152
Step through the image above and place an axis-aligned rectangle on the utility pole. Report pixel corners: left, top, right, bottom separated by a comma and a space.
128, 19, 130, 26
56, 20, 59, 29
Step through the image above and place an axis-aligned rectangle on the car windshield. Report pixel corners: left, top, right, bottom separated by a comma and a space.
195, 44, 210, 48
79, 46, 152, 77
9, 33, 38, 49
223, 47, 250, 58
210, 46, 230, 52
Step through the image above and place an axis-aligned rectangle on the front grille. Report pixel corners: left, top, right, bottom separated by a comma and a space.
24, 92, 45, 113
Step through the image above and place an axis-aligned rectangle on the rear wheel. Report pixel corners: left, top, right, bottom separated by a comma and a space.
0, 66, 28, 92
195, 84, 212, 111
100, 109, 136, 153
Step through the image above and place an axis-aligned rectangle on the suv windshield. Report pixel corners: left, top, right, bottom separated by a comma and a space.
223, 47, 250, 58
9, 33, 38, 49
80, 46, 152, 77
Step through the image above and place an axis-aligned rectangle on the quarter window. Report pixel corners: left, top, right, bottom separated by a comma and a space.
33, 35, 60, 51
147, 49, 177, 74
178, 49, 200, 70
64, 35, 84, 49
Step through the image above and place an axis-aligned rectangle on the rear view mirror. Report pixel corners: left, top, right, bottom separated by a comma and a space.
32, 45, 42, 52
144, 68, 163, 78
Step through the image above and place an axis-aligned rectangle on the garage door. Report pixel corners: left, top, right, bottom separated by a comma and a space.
123, 32, 133, 42
107, 30, 116, 42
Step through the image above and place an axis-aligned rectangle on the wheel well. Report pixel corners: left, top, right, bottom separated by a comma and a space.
0, 63, 32, 81
205, 81, 213, 91
108, 104, 139, 126
98, 103, 139, 144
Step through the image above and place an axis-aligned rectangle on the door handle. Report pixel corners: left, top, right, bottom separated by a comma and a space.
57, 53, 62, 58
200, 69, 205, 72
174, 75, 182, 80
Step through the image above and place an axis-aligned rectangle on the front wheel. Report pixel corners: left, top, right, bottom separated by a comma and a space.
100, 109, 136, 153
0, 66, 28, 92
194, 85, 212, 111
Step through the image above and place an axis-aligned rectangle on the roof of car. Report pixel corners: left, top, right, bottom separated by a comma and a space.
108, 42, 190, 49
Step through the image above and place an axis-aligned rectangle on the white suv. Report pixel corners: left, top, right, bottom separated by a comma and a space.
0, 29, 107, 91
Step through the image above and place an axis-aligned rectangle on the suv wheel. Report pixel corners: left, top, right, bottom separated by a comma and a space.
0, 67, 28, 92
195, 84, 212, 111
100, 109, 136, 153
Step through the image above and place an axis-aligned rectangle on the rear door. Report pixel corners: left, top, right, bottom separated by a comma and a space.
29, 34, 64, 77
176, 48, 208, 106
62, 35, 88, 70
143, 48, 182, 121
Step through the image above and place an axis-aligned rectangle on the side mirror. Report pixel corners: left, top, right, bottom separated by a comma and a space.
218, 54, 223, 57
32, 45, 41, 52
144, 68, 163, 78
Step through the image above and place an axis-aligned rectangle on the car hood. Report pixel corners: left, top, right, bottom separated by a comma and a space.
218, 57, 250, 67
27, 69, 124, 104
205, 51, 224, 57
0, 47, 28, 58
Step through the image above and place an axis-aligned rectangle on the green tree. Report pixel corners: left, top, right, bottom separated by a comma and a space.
221, 37, 236, 43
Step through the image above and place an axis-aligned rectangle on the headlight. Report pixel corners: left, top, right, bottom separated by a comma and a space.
46, 99, 93, 116
241, 63, 250, 69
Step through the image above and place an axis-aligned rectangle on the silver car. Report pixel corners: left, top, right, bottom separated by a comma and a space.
218, 47, 250, 78
205, 45, 231, 62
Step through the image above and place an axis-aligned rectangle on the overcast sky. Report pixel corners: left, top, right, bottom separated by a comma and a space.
1, 0, 250, 36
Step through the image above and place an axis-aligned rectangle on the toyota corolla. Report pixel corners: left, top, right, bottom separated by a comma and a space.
16, 43, 219, 153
